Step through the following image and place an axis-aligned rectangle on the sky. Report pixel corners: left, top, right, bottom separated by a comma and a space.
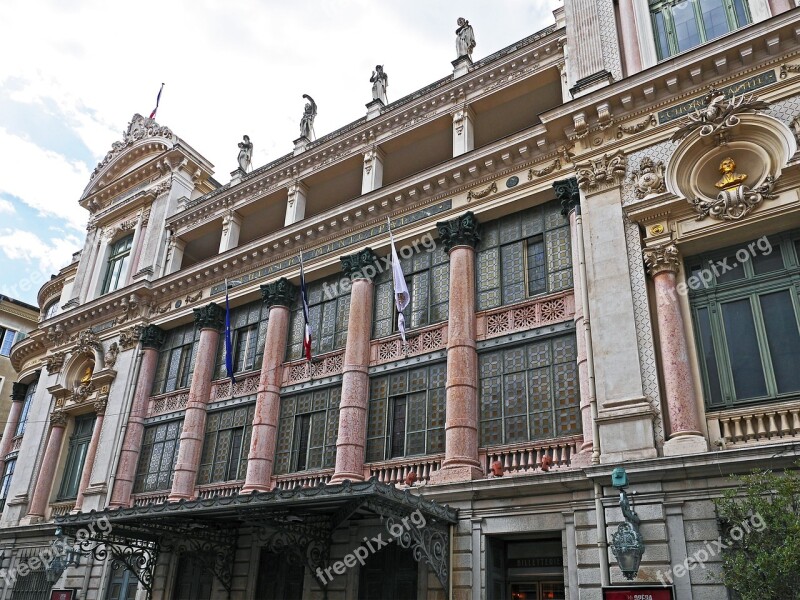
0, 0, 562, 306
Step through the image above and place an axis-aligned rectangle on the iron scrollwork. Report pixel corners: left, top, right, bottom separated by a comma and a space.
385, 514, 451, 592
74, 534, 159, 599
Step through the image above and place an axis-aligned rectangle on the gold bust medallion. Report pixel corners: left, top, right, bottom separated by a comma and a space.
715, 157, 748, 191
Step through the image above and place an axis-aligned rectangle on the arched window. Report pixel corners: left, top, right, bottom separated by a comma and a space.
43, 299, 59, 320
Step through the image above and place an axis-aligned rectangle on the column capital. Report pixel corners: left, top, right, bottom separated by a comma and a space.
140, 324, 166, 350
93, 398, 108, 415
437, 211, 481, 253
643, 243, 681, 277
193, 302, 225, 331
554, 177, 580, 216
261, 278, 296, 308
11, 382, 27, 402
50, 411, 68, 427
340, 248, 378, 280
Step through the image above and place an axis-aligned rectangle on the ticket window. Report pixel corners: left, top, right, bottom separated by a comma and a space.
487, 537, 566, 600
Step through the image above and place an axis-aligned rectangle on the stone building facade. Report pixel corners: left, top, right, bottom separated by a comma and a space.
3, 1, 800, 599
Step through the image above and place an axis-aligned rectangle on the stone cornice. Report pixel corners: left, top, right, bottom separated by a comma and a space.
167, 26, 564, 234
9, 332, 46, 372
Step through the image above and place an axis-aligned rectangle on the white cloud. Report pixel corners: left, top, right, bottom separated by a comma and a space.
0, 229, 82, 278
0, 128, 89, 230
0, 199, 14, 214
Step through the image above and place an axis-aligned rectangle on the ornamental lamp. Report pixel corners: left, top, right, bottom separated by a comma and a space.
608, 467, 645, 581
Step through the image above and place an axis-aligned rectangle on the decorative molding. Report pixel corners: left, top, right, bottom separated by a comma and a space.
285, 350, 345, 386
46, 352, 66, 375
643, 243, 680, 277
90, 114, 175, 182
185, 290, 203, 305
616, 114, 656, 139
575, 150, 627, 191
140, 324, 166, 350
554, 177, 580, 216
193, 303, 225, 331
466, 181, 497, 202
629, 157, 666, 199
340, 248, 379, 280
119, 325, 143, 350
436, 211, 481, 253
74, 329, 102, 357
114, 294, 140, 325
779, 63, 800, 79
690, 175, 777, 221
528, 158, 562, 180
261, 278, 296, 309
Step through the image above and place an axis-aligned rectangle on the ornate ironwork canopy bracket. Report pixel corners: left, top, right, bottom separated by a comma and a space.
162, 524, 238, 596
253, 516, 332, 590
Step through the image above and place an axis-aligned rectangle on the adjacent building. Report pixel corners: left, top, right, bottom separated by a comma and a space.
3, 1, 800, 599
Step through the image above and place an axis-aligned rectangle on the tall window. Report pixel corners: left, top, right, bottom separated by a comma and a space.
197, 404, 254, 484
688, 234, 800, 409
477, 200, 572, 311
57, 414, 96, 500
0, 327, 18, 356
365, 364, 447, 462
15, 378, 37, 436
373, 244, 449, 338
152, 324, 200, 394
102, 235, 134, 294
0, 458, 16, 511
43, 300, 59, 320
215, 300, 269, 378
479, 335, 581, 446
134, 420, 183, 492
287, 273, 349, 359
275, 387, 340, 474
650, 0, 751, 60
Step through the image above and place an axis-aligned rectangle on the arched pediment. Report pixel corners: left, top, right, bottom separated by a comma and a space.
81, 113, 176, 200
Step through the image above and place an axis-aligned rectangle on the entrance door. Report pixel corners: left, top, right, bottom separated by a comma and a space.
358, 541, 418, 600
172, 554, 213, 600
106, 564, 138, 600
255, 550, 304, 600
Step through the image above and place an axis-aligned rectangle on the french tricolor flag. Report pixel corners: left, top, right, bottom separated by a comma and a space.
149, 83, 164, 119
299, 254, 313, 361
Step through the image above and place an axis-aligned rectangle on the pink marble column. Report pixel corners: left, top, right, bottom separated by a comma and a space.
618, 0, 643, 75
109, 325, 165, 507
432, 213, 482, 483
25, 412, 68, 520
169, 302, 224, 501
331, 249, 377, 483
644, 244, 707, 456
555, 179, 593, 457
72, 401, 106, 513
241, 278, 295, 493
768, 0, 793, 15
0, 383, 28, 471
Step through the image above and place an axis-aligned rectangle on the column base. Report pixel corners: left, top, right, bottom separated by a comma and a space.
240, 483, 271, 494
167, 492, 196, 503
329, 472, 365, 485
569, 451, 594, 468
663, 434, 708, 457
19, 515, 44, 526
429, 465, 483, 485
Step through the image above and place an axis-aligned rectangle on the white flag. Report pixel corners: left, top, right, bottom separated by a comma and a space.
388, 219, 410, 342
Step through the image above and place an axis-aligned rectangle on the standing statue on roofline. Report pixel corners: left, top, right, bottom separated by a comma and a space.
237, 135, 253, 172
456, 17, 476, 59
370, 66, 388, 105
300, 94, 317, 140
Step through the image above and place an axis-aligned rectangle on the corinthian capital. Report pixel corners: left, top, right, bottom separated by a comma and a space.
643, 243, 681, 277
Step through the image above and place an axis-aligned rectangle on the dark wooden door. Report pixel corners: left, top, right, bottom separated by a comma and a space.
255, 550, 305, 600
358, 540, 418, 600
172, 554, 213, 600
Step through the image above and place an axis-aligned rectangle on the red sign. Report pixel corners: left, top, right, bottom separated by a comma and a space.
602, 587, 675, 600
49, 590, 74, 600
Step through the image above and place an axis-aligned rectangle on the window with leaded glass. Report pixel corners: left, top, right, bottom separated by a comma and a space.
687, 233, 800, 409
214, 300, 269, 378
152, 324, 200, 394
373, 244, 449, 338
0, 458, 15, 511
134, 420, 183, 492
197, 404, 254, 484
102, 234, 134, 294
477, 200, 572, 311
650, 0, 751, 61
365, 363, 447, 462
57, 414, 96, 500
274, 387, 340, 474
479, 335, 581, 446
287, 274, 349, 359
15, 377, 37, 436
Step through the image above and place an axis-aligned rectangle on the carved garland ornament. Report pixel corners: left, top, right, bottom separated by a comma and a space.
466, 181, 497, 201
528, 158, 562, 180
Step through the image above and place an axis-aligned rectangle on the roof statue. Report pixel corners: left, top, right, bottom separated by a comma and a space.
456, 17, 476, 59
370, 66, 388, 105
237, 135, 253, 172
300, 94, 317, 140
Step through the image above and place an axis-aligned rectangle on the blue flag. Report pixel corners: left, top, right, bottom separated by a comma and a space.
224, 283, 236, 383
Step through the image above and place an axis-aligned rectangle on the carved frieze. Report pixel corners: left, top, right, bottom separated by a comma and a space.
575, 150, 627, 192
466, 181, 497, 201
528, 159, 561, 181
437, 211, 481, 253
261, 278, 297, 308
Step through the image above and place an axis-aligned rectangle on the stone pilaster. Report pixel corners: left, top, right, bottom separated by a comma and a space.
331, 249, 377, 483
219, 211, 242, 253
169, 304, 224, 501
241, 279, 296, 493
109, 324, 164, 507
452, 106, 475, 157
361, 147, 385, 194
643, 244, 707, 456
555, 178, 593, 461
285, 181, 307, 226
431, 212, 483, 483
